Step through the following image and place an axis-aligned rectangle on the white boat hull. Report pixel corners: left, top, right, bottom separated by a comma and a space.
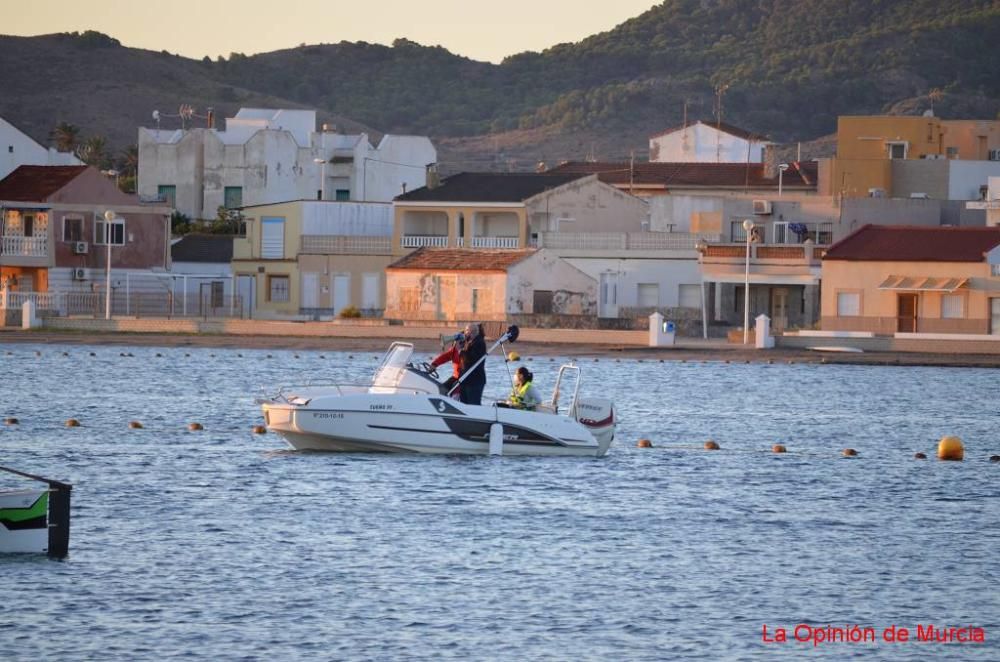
0, 489, 51, 554
263, 392, 615, 457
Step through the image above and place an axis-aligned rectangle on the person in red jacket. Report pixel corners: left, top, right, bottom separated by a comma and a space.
431, 323, 486, 402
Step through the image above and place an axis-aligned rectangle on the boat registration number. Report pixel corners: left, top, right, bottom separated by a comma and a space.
313, 412, 345, 419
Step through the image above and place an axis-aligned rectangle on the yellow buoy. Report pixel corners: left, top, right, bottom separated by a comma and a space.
128, 421, 144, 429
4, 417, 18, 425
772, 444, 787, 454
937, 435, 964, 461
508, 351, 520, 361
637, 439, 653, 448
914, 452, 927, 460
252, 425, 267, 434
188, 422, 204, 431
842, 448, 858, 457
704, 440, 720, 450
65, 418, 81, 427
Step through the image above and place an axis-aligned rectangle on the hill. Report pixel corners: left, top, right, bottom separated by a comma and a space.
2, 1, 1000, 170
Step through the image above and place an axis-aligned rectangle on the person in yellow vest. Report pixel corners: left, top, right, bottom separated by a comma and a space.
505, 366, 541, 410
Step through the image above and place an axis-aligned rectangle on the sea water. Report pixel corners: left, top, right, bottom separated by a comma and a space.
1, 344, 997, 660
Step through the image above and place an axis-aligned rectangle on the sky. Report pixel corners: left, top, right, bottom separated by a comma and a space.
4, 0, 661, 63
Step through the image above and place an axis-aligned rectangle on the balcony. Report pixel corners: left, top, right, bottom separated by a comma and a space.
700, 243, 826, 264
1, 235, 48, 257
458, 236, 520, 249
534, 232, 718, 251
401, 235, 448, 248
301, 235, 391, 255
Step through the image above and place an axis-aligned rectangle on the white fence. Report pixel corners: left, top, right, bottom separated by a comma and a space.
1, 236, 48, 256
401, 235, 448, 248
0, 289, 246, 319
533, 232, 720, 250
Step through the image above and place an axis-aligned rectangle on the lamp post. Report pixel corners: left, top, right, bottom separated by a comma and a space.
314, 157, 326, 200
104, 210, 115, 320
742, 219, 754, 345
777, 163, 789, 198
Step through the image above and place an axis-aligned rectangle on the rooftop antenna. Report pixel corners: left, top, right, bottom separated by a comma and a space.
714, 82, 730, 163
152, 110, 161, 138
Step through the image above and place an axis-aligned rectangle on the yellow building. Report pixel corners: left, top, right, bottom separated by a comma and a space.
232, 200, 392, 318
821, 225, 1000, 335
827, 115, 1000, 199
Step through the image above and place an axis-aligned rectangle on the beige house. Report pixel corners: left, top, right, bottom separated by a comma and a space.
392, 172, 649, 256
821, 225, 1000, 335
232, 199, 392, 318
384, 248, 597, 321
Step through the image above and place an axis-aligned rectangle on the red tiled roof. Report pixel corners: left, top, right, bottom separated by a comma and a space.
0, 165, 89, 201
823, 225, 1000, 262
546, 161, 817, 189
650, 120, 769, 141
387, 248, 536, 271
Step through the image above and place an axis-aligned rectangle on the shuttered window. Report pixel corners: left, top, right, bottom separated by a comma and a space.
837, 292, 860, 316
261, 217, 285, 259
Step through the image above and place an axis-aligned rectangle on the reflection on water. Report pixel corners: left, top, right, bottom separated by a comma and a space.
1, 344, 998, 659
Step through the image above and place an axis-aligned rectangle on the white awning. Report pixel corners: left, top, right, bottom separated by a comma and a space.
877, 275, 969, 292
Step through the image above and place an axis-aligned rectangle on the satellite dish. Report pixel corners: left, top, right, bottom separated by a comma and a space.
152, 110, 160, 121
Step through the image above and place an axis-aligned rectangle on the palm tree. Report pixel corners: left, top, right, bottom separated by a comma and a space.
76, 135, 108, 168
118, 144, 138, 177
49, 122, 81, 153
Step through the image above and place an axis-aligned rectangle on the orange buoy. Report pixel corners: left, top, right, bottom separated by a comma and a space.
772, 444, 787, 454
252, 425, 267, 434
842, 448, 858, 457
128, 421, 143, 429
937, 435, 964, 461
188, 422, 204, 431
637, 439, 653, 448
704, 440, 720, 450
914, 452, 927, 460
65, 418, 81, 427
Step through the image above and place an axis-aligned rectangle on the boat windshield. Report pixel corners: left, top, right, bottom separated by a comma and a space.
372, 343, 415, 388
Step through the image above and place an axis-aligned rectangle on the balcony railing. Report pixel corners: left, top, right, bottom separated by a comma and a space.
701, 243, 827, 262
470, 236, 519, 248
534, 232, 720, 251
1, 235, 48, 257
301, 235, 391, 254
401, 235, 448, 248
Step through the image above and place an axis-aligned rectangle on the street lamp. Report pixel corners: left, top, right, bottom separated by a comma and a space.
314, 158, 326, 200
742, 218, 754, 345
777, 163, 789, 198
104, 210, 115, 320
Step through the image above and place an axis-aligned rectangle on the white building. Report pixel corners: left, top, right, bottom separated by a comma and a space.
649, 120, 770, 164
0, 116, 82, 181
138, 108, 436, 220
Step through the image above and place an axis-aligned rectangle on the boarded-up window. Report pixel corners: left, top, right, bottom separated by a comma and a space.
637, 283, 659, 308
678, 284, 701, 309
533, 290, 554, 314
261, 217, 285, 259
941, 294, 964, 319
837, 292, 860, 316
400, 287, 420, 312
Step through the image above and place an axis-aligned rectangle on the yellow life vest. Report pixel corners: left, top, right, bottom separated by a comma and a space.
510, 381, 533, 408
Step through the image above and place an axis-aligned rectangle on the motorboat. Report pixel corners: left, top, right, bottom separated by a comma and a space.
0, 466, 71, 558
259, 326, 616, 457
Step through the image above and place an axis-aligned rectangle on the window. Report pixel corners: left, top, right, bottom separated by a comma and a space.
63, 217, 83, 242
7, 145, 12, 154
887, 142, 907, 159
224, 186, 243, 209
260, 217, 285, 259
533, 290, 554, 314
946, 146, 959, 159
335, 189, 350, 201
95, 219, 125, 245
678, 284, 701, 309
837, 292, 861, 316
268, 275, 290, 302
157, 185, 176, 207
637, 283, 659, 308
941, 294, 964, 319
23, 214, 34, 237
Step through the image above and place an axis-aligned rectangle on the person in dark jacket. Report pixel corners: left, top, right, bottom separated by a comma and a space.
457, 323, 487, 405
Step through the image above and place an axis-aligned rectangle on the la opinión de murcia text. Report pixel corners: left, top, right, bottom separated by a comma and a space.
762, 624, 987, 647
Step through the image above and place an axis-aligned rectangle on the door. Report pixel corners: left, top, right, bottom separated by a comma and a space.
362, 273, 379, 310
237, 275, 255, 319
991, 298, 1000, 335
301, 272, 319, 309
771, 288, 789, 332
897, 293, 918, 333
599, 272, 619, 318
332, 275, 350, 316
